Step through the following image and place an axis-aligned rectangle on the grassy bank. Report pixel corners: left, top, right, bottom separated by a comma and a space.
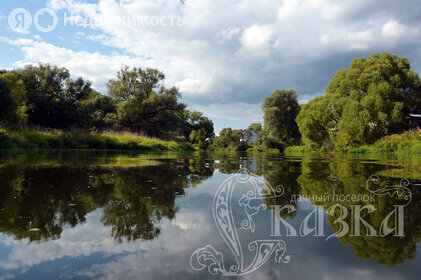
0, 129, 194, 152
285, 129, 421, 155
348, 129, 421, 154
284, 145, 330, 154
210, 144, 280, 153
284, 146, 312, 154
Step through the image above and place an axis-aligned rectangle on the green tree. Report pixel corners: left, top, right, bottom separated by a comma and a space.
79, 90, 117, 129
262, 89, 301, 148
0, 72, 27, 126
296, 96, 332, 149
248, 123, 262, 133
182, 110, 214, 139
0, 78, 19, 127
182, 110, 214, 148
297, 52, 421, 150
108, 67, 185, 137
214, 127, 243, 149
17, 64, 92, 128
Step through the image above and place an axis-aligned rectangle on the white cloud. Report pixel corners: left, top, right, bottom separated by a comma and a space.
6, 38, 147, 93
241, 25, 274, 50
382, 20, 408, 37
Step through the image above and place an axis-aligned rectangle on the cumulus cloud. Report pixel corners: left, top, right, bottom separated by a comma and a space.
2, 38, 147, 93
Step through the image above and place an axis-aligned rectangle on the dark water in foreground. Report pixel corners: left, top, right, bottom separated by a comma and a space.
0, 151, 420, 280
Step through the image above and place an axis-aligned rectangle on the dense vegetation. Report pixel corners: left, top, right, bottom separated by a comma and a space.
212, 89, 301, 152
2, 52, 421, 153
347, 129, 421, 154
216, 52, 421, 153
0, 64, 213, 150
296, 52, 421, 151
262, 89, 301, 148
0, 129, 193, 151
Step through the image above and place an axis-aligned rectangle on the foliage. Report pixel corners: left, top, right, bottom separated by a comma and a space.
0, 78, 19, 127
297, 52, 421, 150
183, 110, 214, 148
0, 72, 27, 126
347, 129, 421, 154
296, 96, 332, 149
16, 64, 93, 128
284, 145, 312, 153
0, 64, 212, 149
262, 89, 301, 148
214, 127, 245, 150
0, 128, 194, 151
248, 123, 262, 133
79, 90, 117, 129
108, 67, 185, 138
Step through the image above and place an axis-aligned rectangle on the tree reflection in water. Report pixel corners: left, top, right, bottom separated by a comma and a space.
298, 154, 421, 267
0, 158, 213, 243
0, 152, 420, 268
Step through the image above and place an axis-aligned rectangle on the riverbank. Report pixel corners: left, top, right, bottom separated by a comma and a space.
348, 129, 421, 154
0, 129, 194, 152
285, 129, 421, 155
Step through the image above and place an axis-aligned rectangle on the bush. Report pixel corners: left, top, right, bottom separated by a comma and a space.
284, 146, 311, 153
348, 129, 421, 154
348, 146, 371, 154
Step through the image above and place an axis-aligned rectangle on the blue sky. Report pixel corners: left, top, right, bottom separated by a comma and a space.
1, 0, 421, 132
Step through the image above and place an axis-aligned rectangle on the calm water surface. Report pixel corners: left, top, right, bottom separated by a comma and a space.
0, 151, 420, 279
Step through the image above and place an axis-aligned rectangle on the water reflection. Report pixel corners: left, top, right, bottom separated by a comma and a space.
0, 151, 420, 279
0, 156, 212, 243
298, 154, 421, 267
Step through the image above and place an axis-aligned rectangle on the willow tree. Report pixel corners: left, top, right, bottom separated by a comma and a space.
262, 89, 301, 148
296, 52, 421, 150
107, 67, 185, 138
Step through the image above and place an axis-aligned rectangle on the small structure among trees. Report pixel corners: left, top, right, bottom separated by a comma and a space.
407, 114, 421, 129
240, 129, 259, 145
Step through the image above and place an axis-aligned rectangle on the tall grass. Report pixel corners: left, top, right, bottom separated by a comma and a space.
0, 128, 194, 152
348, 129, 421, 154
284, 146, 314, 153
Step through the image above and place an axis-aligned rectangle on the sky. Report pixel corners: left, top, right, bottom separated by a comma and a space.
1, 0, 421, 132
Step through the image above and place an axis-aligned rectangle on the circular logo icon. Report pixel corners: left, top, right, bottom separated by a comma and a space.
34, 8, 58, 33
8, 8, 32, 33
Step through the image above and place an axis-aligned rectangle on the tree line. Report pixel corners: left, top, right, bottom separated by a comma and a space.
2, 52, 420, 152
214, 52, 421, 151
0, 64, 214, 146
